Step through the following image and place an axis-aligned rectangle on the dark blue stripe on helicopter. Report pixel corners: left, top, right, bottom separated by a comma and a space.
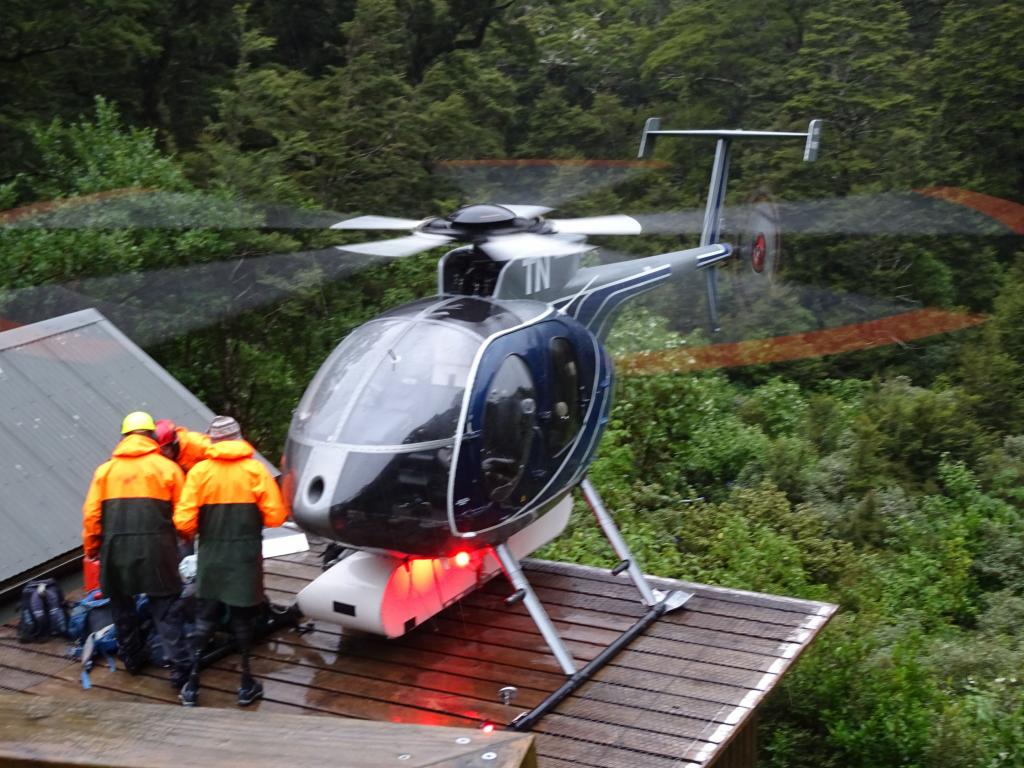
557, 265, 672, 336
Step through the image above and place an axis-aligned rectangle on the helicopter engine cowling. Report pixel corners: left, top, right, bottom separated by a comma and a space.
282, 295, 613, 559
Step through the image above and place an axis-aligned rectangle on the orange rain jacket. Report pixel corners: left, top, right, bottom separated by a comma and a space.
173, 439, 287, 607
175, 426, 211, 472
82, 434, 185, 597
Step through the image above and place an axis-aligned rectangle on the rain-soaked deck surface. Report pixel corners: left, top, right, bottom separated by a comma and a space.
0, 541, 835, 767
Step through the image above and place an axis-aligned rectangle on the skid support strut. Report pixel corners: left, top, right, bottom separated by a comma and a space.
494, 542, 577, 675
580, 477, 662, 606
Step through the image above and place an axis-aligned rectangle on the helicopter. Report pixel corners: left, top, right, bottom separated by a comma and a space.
281, 119, 823, 675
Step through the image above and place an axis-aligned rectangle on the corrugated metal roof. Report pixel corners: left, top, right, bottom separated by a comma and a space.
0, 309, 230, 588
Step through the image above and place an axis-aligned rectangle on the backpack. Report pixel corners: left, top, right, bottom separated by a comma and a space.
66, 588, 118, 688
67, 589, 113, 644
17, 578, 68, 642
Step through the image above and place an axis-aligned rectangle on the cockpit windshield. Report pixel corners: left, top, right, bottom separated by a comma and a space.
290, 296, 548, 447
291, 317, 479, 446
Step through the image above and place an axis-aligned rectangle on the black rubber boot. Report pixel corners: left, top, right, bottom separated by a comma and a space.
169, 664, 191, 692
237, 672, 263, 707
180, 599, 218, 706
179, 671, 199, 707
231, 607, 261, 707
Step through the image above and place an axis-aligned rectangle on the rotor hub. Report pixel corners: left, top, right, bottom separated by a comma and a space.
421, 204, 550, 241
447, 204, 519, 226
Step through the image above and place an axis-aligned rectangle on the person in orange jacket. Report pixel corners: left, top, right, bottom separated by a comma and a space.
82, 411, 193, 689
154, 419, 212, 561
173, 415, 288, 707
154, 419, 210, 472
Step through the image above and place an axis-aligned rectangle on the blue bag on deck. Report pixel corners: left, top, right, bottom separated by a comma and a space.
66, 589, 195, 684
66, 589, 117, 688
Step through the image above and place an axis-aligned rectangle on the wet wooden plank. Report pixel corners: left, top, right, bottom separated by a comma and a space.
588, 667, 752, 708
429, 606, 784, 672
526, 559, 830, 614
268, 622, 757, 724
257, 633, 731, 743
0, 638, 295, 712
245, 652, 517, 725
258, 631, 556, 707
460, 590, 792, 657
22, 678, 160, 705
578, 679, 746, 725
271, 623, 757, 718
263, 557, 326, 581
0, 694, 537, 768
0, 641, 83, 680
534, 733, 700, 768
0, 636, 481, 727
382, 617, 773, 690
0, 666, 50, 693
537, 711, 717, 763
475, 583, 807, 641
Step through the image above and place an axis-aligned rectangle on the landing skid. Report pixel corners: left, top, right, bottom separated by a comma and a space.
496, 477, 692, 700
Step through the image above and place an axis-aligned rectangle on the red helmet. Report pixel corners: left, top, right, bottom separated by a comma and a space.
154, 419, 178, 447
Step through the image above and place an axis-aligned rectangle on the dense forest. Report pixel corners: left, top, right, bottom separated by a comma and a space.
2, 0, 1023, 765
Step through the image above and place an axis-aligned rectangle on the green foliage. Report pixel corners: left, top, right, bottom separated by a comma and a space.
853, 378, 986, 489
194, 8, 320, 205
643, 0, 801, 125
924, 0, 1024, 197
766, 621, 941, 768
26, 97, 187, 199
778, 0, 921, 192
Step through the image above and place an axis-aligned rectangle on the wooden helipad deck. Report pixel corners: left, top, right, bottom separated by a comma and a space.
0, 542, 836, 768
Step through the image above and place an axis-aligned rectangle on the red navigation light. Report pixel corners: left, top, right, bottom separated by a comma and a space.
453, 551, 471, 568
480, 721, 495, 734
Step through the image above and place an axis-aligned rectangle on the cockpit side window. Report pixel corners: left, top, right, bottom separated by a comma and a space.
481, 354, 536, 503
548, 337, 581, 455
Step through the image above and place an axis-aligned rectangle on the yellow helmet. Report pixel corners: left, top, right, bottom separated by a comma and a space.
121, 410, 156, 434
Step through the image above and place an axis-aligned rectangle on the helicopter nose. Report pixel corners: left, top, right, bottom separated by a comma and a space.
286, 444, 347, 540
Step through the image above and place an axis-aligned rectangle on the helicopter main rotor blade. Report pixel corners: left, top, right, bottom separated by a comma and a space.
436, 159, 666, 211
478, 233, 596, 261
335, 232, 453, 257
631, 190, 1022, 237
0, 247, 387, 346
0, 189, 351, 230
330, 215, 428, 231
549, 215, 644, 236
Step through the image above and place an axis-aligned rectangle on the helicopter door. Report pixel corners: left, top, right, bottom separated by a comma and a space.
547, 337, 582, 455
448, 350, 540, 536
480, 354, 536, 503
